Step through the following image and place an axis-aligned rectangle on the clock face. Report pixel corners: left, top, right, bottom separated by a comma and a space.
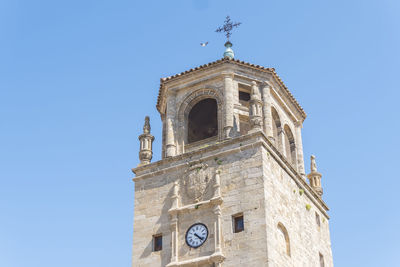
185, 223, 208, 248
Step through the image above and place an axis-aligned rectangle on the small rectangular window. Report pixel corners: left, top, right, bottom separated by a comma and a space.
233, 214, 244, 233
153, 234, 162, 251
315, 212, 321, 227
239, 91, 251, 101
319, 252, 325, 267
238, 84, 251, 108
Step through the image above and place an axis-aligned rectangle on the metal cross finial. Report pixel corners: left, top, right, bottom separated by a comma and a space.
215, 16, 241, 40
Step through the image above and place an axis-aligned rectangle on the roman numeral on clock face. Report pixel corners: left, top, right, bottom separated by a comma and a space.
185, 223, 208, 248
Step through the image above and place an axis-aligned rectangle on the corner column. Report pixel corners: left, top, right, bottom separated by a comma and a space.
261, 83, 274, 140
295, 122, 306, 177
166, 92, 177, 157
222, 72, 234, 139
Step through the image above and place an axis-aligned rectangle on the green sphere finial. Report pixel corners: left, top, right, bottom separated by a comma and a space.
224, 41, 234, 59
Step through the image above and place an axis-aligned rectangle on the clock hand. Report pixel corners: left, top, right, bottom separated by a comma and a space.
194, 233, 204, 241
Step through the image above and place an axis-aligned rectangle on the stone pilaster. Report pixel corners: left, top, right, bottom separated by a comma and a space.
138, 116, 154, 166
165, 93, 177, 157
249, 81, 263, 133
222, 72, 234, 139
295, 122, 306, 177
277, 127, 285, 153
213, 205, 222, 254
261, 83, 274, 141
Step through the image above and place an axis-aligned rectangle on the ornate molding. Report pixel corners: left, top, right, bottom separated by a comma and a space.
168, 196, 223, 216
166, 252, 225, 267
178, 88, 223, 123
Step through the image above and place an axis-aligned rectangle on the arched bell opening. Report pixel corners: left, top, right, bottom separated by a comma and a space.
271, 107, 283, 151
284, 124, 297, 167
187, 98, 218, 144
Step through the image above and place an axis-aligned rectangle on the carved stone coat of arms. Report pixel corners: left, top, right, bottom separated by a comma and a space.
184, 163, 210, 202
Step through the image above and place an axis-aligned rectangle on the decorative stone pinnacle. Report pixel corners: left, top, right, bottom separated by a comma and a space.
251, 81, 261, 101
213, 169, 221, 198
171, 181, 179, 209
307, 155, 323, 197
310, 155, 317, 172
173, 181, 179, 196
249, 81, 263, 132
138, 116, 155, 166
143, 116, 150, 134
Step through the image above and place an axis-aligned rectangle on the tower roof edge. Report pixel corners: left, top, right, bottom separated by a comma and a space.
156, 58, 306, 121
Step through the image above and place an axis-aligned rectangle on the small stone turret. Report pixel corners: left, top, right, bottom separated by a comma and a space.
138, 116, 154, 166
307, 155, 323, 196
249, 81, 263, 132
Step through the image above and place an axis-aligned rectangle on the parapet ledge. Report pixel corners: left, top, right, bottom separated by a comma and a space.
166, 252, 225, 267
132, 130, 329, 215
131, 131, 262, 177
168, 196, 223, 216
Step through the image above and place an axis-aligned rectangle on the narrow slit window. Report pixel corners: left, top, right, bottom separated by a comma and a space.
153, 234, 162, 251
319, 253, 325, 267
233, 214, 244, 233
315, 212, 321, 227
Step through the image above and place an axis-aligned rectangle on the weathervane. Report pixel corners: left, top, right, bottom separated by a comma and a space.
215, 16, 241, 59
215, 16, 241, 41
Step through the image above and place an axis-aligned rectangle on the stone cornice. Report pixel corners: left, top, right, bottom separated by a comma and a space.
270, 85, 298, 123
168, 197, 223, 216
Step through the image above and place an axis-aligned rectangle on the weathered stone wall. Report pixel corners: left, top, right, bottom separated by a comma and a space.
132, 133, 333, 267
133, 169, 174, 267
133, 135, 269, 267
219, 145, 268, 266
262, 147, 333, 267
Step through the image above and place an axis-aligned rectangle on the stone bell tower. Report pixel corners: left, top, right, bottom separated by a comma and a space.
132, 40, 334, 266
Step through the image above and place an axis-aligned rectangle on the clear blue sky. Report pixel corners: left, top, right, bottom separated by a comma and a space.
0, 1, 399, 266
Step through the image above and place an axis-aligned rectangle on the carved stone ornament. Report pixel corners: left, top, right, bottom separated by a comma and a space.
184, 163, 210, 202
